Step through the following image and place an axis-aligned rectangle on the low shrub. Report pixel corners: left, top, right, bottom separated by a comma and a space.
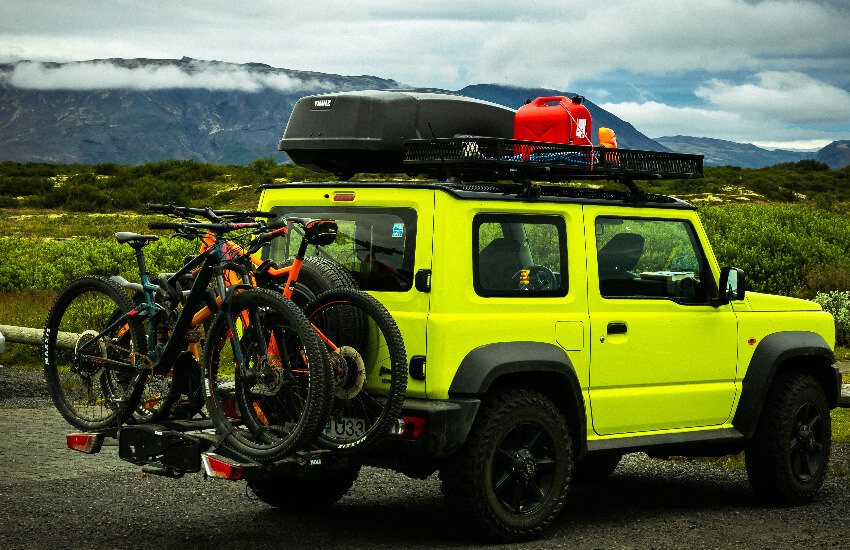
813, 290, 850, 346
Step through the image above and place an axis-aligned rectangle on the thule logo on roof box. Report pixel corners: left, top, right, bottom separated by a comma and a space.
312, 98, 335, 110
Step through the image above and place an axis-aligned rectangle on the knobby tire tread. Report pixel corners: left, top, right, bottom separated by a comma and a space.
304, 288, 407, 455
42, 275, 148, 431
203, 288, 332, 463
439, 389, 571, 541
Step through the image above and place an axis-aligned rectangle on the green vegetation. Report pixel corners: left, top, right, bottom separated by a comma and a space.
0, 157, 334, 213
699, 203, 850, 299
2, 157, 850, 353
645, 161, 850, 204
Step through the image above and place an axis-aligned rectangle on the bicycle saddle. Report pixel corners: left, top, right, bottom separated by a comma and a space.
115, 232, 160, 245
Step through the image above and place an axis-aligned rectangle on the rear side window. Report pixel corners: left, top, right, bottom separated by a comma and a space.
269, 207, 417, 292
473, 214, 568, 297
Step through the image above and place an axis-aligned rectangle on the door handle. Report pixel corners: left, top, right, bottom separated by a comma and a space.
607, 322, 627, 335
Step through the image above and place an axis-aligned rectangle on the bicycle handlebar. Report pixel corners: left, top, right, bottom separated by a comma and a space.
147, 221, 184, 230
146, 203, 274, 222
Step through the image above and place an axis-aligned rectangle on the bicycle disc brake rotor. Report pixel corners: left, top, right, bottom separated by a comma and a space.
73, 330, 107, 378
331, 346, 366, 400
254, 354, 285, 395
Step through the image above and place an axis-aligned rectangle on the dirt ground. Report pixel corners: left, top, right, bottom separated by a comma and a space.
0, 405, 848, 548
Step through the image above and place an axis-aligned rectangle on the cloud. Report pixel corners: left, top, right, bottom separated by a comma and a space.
1, 60, 334, 92
599, 101, 742, 138
695, 71, 850, 125
599, 98, 842, 149
3, 0, 849, 93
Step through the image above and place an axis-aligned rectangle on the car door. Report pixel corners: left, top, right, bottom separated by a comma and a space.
585, 208, 738, 436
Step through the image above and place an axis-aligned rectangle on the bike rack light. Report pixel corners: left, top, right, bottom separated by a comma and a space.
66, 433, 105, 454
201, 452, 245, 480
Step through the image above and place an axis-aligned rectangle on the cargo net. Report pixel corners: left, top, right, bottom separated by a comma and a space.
403, 137, 703, 183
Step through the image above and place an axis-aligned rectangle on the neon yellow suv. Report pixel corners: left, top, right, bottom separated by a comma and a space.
256, 90, 841, 541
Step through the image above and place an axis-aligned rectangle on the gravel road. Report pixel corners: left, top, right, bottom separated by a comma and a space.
1, 366, 849, 549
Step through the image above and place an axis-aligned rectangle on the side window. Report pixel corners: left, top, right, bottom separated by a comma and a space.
595, 217, 708, 303
473, 214, 568, 297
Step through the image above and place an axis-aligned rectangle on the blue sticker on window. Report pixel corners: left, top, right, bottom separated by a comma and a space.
392, 223, 404, 238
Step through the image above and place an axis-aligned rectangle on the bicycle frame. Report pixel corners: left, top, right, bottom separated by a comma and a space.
76, 232, 255, 378
196, 220, 342, 355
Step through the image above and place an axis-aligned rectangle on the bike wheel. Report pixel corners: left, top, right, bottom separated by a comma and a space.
42, 275, 148, 431
203, 288, 332, 462
303, 288, 407, 455
136, 349, 203, 423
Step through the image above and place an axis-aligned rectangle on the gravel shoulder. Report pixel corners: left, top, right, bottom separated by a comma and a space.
1, 365, 849, 549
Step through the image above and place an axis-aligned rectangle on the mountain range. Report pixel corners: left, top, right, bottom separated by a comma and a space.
0, 58, 847, 169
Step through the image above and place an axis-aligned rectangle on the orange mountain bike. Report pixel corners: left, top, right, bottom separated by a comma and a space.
147, 204, 408, 455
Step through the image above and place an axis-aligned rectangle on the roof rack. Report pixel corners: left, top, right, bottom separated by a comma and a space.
403, 137, 703, 199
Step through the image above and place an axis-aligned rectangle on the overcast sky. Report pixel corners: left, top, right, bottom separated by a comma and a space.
2, 0, 849, 150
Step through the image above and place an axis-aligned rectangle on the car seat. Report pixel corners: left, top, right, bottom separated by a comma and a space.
478, 238, 523, 291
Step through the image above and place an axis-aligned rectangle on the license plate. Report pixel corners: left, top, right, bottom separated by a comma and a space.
324, 417, 366, 439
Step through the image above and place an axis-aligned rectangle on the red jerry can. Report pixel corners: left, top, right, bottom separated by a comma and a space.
513, 96, 593, 146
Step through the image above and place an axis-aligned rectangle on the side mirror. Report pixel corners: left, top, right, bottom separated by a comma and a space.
717, 267, 746, 305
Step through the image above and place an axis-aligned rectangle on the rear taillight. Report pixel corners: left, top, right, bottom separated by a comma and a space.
388, 416, 426, 440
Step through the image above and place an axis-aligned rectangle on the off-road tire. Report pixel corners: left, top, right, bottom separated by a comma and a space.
203, 288, 332, 462
273, 256, 358, 308
43, 275, 148, 431
745, 372, 831, 505
304, 288, 407, 455
439, 390, 571, 541
248, 464, 362, 511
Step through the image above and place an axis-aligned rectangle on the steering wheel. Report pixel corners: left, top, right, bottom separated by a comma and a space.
512, 265, 557, 291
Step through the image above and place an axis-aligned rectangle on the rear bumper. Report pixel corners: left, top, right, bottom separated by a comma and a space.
375, 397, 480, 460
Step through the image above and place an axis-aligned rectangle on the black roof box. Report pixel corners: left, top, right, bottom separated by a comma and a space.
279, 90, 515, 178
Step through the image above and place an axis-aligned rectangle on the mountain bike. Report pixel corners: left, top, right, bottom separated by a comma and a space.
148, 204, 408, 455
43, 218, 332, 462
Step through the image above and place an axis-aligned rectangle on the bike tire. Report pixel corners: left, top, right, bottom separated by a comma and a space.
273, 256, 359, 308
203, 288, 332, 462
42, 275, 148, 431
303, 288, 407, 455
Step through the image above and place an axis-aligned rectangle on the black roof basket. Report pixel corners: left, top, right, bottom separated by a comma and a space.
403, 137, 703, 198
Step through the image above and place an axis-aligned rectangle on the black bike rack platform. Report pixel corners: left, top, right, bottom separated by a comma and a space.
110, 421, 344, 479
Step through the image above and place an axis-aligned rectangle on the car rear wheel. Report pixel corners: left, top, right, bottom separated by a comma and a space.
440, 390, 571, 541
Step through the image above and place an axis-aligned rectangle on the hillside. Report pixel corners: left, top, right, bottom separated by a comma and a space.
817, 140, 850, 169
0, 57, 844, 168
0, 58, 668, 165
654, 136, 816, 168
0, 58, 402, 165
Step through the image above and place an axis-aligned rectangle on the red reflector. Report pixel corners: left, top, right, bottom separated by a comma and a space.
334, 193, 355, 202
748, 337, 757, 346
388, 416, 426, 440
66, 433, 102, 454
402, 416, 426, 439
202, 454, 245, 480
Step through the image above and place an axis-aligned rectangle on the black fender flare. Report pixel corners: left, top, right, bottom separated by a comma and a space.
449, 341, 587, 458
733, 331, 838, 439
